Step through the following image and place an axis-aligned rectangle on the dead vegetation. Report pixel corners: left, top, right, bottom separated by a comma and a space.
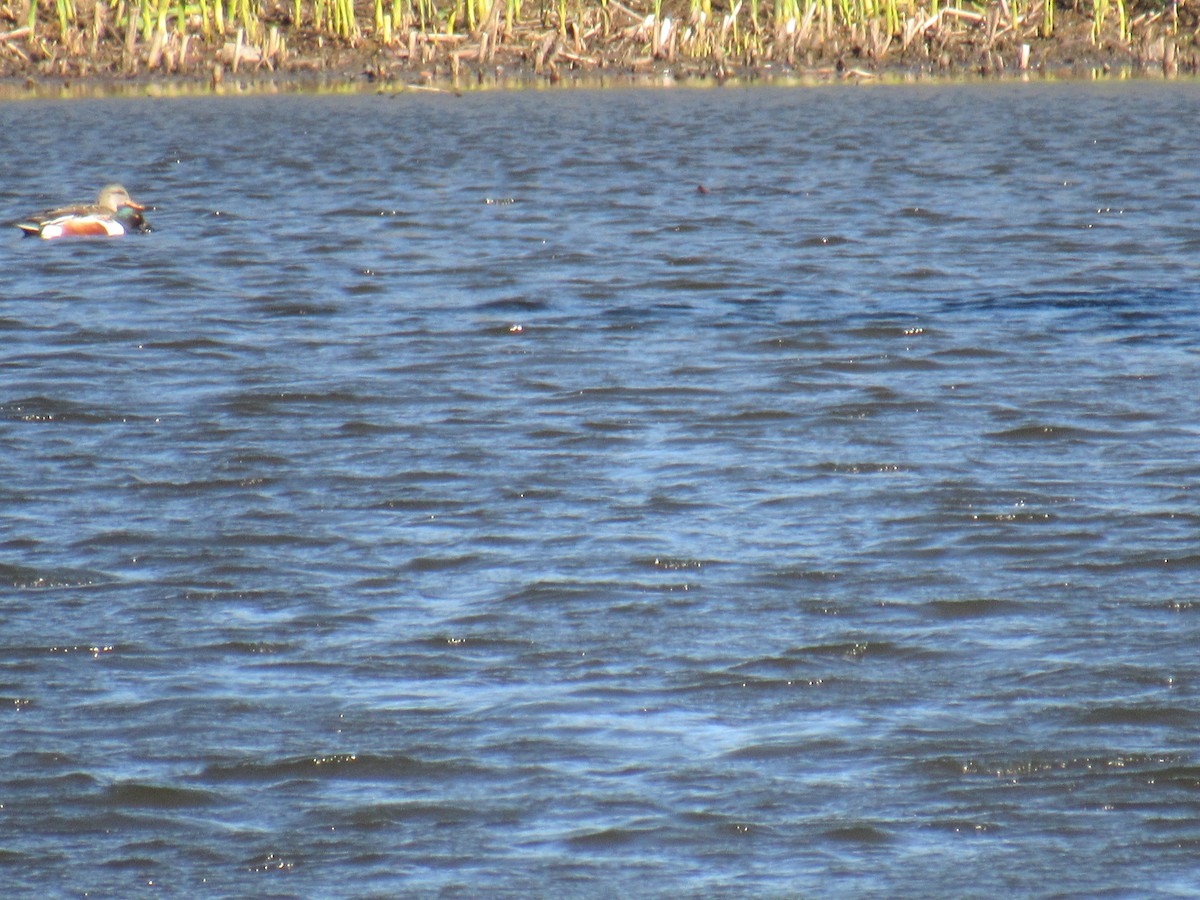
1, 0, 1198, 88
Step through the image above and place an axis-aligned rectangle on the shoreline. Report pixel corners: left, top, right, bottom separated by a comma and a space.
1, 59, 1193, 102
0, 1, 1194, 100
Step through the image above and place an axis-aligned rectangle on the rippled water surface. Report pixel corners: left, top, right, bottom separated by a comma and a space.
4, 82, 1200, 896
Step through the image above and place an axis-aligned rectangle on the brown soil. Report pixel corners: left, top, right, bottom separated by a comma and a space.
1, 0, 1198, 96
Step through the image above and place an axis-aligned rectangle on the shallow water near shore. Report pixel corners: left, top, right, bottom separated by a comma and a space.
3, 82, 1200, 896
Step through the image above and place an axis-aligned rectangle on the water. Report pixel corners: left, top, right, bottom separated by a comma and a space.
3, 81, 1200, 897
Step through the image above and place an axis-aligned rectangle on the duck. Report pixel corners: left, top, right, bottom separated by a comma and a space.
15, 184, 149, 239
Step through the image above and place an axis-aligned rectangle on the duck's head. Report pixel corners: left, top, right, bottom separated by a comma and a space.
98, 183, 145, 212
113, 205, 149, 233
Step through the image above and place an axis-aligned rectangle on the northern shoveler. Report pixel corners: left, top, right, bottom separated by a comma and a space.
15, 184, 149, 239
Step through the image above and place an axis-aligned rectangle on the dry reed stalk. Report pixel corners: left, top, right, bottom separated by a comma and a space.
89, 1, 101, 55
2, 38, 30, 61
983, 5, 999, 48
942, 7, 985, 23
534, 29, 557, 69
123, 5, 138, 71
147, 24, 165, 67
868, 18, 892, 58
558, 46, 599, 63
1163, 34, 1176, 74
605, 0, 644, 23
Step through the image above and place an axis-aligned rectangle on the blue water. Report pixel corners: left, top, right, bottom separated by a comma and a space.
3, 81, 1200, 897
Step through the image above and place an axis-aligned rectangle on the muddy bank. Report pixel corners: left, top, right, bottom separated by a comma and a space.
1, 0, 1197, 96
